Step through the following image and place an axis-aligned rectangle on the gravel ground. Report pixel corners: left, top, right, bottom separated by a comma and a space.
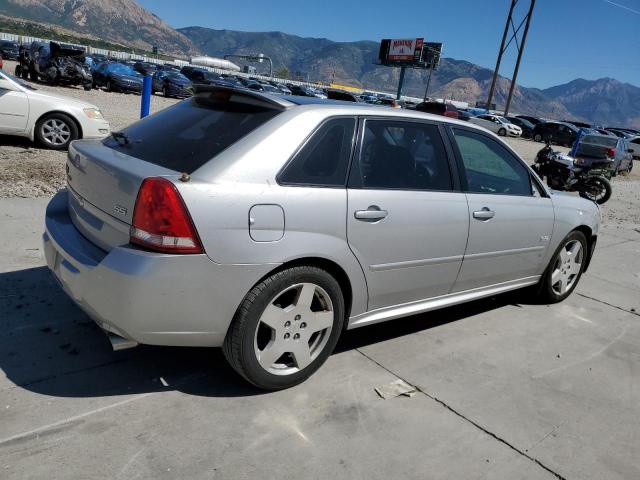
1, 59, 638, 224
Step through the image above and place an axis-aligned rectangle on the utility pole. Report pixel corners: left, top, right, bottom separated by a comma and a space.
423, 61, 435, 101
486, 0, 536, 113
504, 0, 536, 115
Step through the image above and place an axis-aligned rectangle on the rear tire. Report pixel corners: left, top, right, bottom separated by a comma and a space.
537, 230, 587, 303
579, 176, 612, 204
223, 266, 345, 390
534, 133, 543, 142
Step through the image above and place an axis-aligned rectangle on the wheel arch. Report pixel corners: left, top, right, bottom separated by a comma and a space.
31, 110, 83, 141
253, 257, 355, 321
573, 224, 596, 272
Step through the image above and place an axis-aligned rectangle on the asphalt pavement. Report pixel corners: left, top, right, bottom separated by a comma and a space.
0, 197, 639, 479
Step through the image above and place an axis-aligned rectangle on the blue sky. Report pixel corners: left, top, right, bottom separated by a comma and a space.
138, 0, 640, 88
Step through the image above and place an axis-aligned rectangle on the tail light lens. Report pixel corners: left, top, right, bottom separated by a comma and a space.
606, 148, 616, 157
130, 177, 203, 254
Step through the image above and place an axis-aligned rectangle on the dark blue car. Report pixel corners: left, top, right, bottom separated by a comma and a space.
93, 62, 143, 93
152, 70, 193, 98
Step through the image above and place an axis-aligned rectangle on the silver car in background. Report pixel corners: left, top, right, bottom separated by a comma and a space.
44, 87, 600, 390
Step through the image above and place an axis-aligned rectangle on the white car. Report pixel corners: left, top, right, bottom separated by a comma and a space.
628, 136, 640, 159
469, 114, 522, 137
0, 69, 110, 149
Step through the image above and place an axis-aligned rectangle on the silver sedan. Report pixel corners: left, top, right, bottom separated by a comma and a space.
44, 87, 600, 390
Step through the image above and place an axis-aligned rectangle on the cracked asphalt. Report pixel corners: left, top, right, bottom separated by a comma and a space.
1, 196, 638, 480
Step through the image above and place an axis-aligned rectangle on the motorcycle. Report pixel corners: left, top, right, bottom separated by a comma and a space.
531, 141, 613, 204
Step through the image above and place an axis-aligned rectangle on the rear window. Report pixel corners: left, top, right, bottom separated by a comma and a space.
581, 135, 617, 147
103, 91, 281, 173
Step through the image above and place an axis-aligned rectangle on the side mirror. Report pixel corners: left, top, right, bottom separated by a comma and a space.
628, 149, 634, 153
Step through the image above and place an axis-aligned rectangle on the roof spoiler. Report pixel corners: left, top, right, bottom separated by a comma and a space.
193, 84, 294, 111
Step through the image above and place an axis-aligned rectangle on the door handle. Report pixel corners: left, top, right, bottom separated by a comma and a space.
354, 205, 388, 221
473, 207, 495, 221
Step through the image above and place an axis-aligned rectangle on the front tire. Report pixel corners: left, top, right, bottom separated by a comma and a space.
537, 231, 587, 303
223, 266, 345, 390
498, 128, 506, 136
35, 113, 79, 150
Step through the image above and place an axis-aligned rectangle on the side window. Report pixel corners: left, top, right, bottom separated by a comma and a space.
631, 139, 640, 145
452, 128, 532, 196
279, 117, 355, 187
349, 119, 452, 191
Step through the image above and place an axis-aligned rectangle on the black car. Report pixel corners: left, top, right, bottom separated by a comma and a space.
457, 110, 473, 121
180, 66, 221, 85
289, 85, 317, 97
515, 115, 543, 126
506, 116, 535, 138
247, 82, 283, 95
93, 62, 143, 93
18, 41, 92, 90
0, 40, 19, 60
152, 70, 193, 98
562, 120, 591, 129
133, 61, 157, 76
415, 101, 460, 118
532, 121, 579, 146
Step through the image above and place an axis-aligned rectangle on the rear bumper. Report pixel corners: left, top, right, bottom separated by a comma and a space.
44, 190, 274, 347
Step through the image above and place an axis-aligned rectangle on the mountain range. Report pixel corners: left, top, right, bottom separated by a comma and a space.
0, 0, 638, 128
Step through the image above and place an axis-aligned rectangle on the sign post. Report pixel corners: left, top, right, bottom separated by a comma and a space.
396, 66, 406, 100
140, 75, 152, 118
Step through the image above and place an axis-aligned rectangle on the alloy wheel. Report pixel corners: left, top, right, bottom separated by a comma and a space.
253, 282, 334, 375
551, 240, 584, 295
40, 119, 71, 147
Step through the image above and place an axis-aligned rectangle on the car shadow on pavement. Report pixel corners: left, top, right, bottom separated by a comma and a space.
1, 266, 527, 399
0, 134, 37, 149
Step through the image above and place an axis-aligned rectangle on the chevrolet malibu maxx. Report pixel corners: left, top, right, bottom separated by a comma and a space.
44, 87, 600, 390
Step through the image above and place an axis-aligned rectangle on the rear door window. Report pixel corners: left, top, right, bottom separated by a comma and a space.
278, 118, 356, 187
103, 91, 281, 173
349, 119, 453, 191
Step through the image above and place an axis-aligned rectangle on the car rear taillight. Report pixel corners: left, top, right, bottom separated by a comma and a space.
606, 148, 616, 157
130, 177, 203, 254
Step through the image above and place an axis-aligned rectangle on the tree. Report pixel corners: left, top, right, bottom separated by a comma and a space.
275, 67, 290, 79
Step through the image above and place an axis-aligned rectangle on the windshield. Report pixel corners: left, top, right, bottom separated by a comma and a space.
167, 73, 190, 82
581, 135, 617, 147
0, 71, 37, 91
496, 116, 510, 124
108, 63, 140, 76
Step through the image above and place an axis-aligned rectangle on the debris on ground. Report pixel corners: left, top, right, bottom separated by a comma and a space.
375, 379, 417, 399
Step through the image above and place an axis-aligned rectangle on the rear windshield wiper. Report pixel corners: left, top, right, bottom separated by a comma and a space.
111, 131, 130, 146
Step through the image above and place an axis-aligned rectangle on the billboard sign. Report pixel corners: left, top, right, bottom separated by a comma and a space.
386, 38, 424, 62
422, 42, 442, 69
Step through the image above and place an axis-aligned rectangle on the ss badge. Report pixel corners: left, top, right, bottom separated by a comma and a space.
113, 204, 127, 216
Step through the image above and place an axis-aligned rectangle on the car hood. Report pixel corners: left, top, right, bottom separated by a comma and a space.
167, 78, 192, 86
112, 74, 143, 83
26, 89, 99, 110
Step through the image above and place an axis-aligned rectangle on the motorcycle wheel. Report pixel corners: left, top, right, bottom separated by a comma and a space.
579, 176, 612, 205
14, 65, 22, 77
21, 66, 29, 79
